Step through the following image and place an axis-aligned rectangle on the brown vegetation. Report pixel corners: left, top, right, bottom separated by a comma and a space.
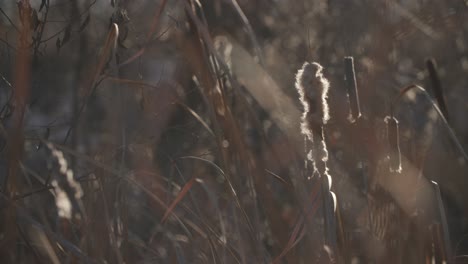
0, 0, 468, 263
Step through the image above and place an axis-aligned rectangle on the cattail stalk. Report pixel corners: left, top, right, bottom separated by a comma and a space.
344, 57, 361, 122
384, 116, 402, 173
295, 62, 330, 174
296, 62, 337, 253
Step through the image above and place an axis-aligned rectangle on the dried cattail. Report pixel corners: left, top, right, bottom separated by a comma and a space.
384, 116, 402, 173
431, 181, 452, 261
45, 142, 84, 219
343, 57, 362, 122
296, 61, 338, 253
295, 62, 331, 171
295, 62, 330, 140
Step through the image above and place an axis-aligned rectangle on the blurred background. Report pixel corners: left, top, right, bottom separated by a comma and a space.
1, 0, 468, 263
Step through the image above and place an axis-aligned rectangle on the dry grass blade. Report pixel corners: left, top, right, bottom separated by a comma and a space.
426, 59, 450, 123
177, 156, 241, 214
431, 181, 452, 261
91, 23, 119, 88
118, 0, 168, 67
228, 0, 264, 66
161, 176, 197, 223
63, 23, 119, 143
271, 216, 305, 264
272, 181, 321, 263
31, 226, 61, 264
145, 0, 168, 42
265, 169, 292, 189
128, 171, 243, 263
272, 199, 321, 264
176, 101, 215, 137
125, 176, 192, 236
179, 5, 260, 246
183, 218, 242, 264
1, 11, 33, 257
0, 192, 95, 263
105, 76, 158, 89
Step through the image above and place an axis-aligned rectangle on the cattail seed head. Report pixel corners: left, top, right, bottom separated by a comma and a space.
295, 62, 330, 141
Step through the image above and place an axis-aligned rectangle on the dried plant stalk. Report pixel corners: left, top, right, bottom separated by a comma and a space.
295, 62, 330, 175
384, 116, 402, 173
344, 57, 362, 122
431, 181, 452, 262
295, 61, 337, 254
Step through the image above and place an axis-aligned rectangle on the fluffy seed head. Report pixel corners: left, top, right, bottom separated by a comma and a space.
295, 62, 330, 140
